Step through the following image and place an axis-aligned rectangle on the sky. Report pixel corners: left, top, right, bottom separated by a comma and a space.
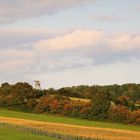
0, 0, 140, 89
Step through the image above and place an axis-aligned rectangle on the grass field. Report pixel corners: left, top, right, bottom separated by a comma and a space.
0, 127, 57, 140
0, 116, 140, 140
69, 97, 90, 102
0, 109, 140, 132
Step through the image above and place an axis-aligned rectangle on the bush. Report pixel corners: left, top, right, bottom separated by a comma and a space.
108, 105, 129, 123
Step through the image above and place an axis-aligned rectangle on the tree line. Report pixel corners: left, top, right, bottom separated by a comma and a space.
0, 82, 140, 124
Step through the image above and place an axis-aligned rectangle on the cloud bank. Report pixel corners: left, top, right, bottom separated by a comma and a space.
33, 29, 140, 63
1, 29, 140, 73
0, 28, 140, 86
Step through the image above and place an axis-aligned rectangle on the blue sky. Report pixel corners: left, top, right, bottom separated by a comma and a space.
0, 0, 140, 88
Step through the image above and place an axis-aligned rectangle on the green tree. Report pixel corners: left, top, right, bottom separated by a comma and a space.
90, 90, 111, 120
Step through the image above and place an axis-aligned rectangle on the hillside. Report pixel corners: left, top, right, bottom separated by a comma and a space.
0, 82, 140, 140
0, 82, 140, 125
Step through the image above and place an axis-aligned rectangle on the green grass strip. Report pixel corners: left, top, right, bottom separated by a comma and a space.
0, 109, 140, 132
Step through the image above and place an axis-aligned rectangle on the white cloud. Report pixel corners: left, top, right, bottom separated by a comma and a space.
106, 33, 140, 51
0, 49, 33, 59
0, 0, 93, 24
34, 30, 105, 53
0, 28, 140, 87
0, 28, 67, 49
0, 49, 35, 74
33, 29, 140, 58
0, 29, 140, 83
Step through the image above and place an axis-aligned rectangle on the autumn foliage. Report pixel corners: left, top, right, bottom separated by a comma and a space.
0, 82, 140, 125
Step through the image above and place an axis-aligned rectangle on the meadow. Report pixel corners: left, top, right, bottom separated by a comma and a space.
0, 116, 140, 140
0, 109, 140, 140
0, 109, 140, 132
